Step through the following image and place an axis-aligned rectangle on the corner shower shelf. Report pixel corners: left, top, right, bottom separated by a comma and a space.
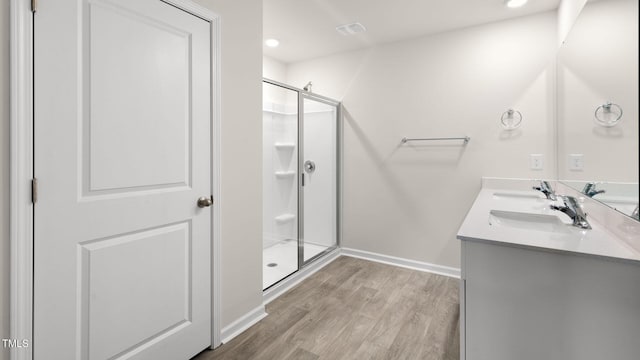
275, 171, 296, 178
275, 214, 296, 223
274, 142, 295, 150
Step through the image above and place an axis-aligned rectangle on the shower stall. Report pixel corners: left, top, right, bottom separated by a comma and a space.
262, 78, 341, 290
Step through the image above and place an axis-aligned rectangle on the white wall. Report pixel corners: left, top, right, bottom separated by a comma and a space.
262, 56, 288, 107
0, 2, 10, 359
286, 12, 558, 269
0, 2, 263, 355
191, 0, 264, 330
557, 0, 588, 45
263, 55, 287, 84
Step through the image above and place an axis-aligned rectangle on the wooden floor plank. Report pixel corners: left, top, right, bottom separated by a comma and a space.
318, 313, 377, 360
283, 347, 319, 360
193, 256, 459, 360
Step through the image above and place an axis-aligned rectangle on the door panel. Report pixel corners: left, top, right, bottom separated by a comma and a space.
34, 1, 212, 359
87, 1, 192, 193
301, 97, 338, 262
83, 222, 191, 360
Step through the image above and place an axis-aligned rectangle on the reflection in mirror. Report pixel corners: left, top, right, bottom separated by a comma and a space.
557, 0, 639, 220
561, 180, 638, 217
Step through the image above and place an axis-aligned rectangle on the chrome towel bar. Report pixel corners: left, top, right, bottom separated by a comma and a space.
401, 136, 470, 145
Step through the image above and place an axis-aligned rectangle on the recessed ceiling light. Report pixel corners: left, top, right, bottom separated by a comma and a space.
505, 0, 527, 8
265, 39, 280, 48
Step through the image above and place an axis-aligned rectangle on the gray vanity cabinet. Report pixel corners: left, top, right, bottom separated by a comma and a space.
460, 239, 640, 360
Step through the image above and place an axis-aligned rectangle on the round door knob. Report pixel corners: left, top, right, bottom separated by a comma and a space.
197, 196, 213, 208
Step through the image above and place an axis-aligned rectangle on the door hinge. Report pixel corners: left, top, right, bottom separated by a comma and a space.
32, 178, 38, 204
31, 0, 37, 13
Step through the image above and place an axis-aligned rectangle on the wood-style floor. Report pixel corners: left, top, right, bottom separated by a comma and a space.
194, 256, 460, 360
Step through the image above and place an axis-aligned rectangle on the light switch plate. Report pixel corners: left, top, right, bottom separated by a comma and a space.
569, 154, 584, 171
530, 154, 543, 170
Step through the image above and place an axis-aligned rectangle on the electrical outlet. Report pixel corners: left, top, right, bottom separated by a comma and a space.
569, 154, 584, 171
530, 154, 543, 170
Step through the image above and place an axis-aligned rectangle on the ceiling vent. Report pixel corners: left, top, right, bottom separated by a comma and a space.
335, 22, 367, 36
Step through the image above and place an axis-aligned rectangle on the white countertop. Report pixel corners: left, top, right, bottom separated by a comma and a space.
457, 188, 640, 263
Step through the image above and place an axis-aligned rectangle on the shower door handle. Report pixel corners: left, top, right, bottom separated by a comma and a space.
301, 173, 305, 187
304, 160, 316, 173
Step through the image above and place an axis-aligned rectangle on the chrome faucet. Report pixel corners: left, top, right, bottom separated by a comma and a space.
582, 182, 605, 198
632, 205, 639, 221
551, 195, 591, 229
533, 180, 556, 200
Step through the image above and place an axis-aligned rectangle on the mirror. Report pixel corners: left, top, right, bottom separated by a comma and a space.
556, 0, 639, 219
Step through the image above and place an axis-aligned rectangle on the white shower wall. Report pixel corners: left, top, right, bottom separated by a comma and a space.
262, 100, 298, 248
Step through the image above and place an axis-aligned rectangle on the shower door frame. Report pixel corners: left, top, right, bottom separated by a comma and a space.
263, 78, 342, 277
298, 91, 341, 267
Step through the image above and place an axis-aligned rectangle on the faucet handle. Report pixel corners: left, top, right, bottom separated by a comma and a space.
550, 195, 582, 215
562, 195, 580, 209
563, 195, 584, 209
582, 182, 605, 197
552, 195, 591, 229
532, 180, 556, 200
550, 195, 571, 211
582, 182, 595, 193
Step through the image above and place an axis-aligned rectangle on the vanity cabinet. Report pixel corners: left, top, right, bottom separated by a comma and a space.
460, 239, 640, 360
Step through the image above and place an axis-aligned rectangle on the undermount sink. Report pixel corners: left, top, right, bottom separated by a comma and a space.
489, 210, 572, 234
492, 191, 547, 202
492, 191, 544, 200
492, 191, 549, 210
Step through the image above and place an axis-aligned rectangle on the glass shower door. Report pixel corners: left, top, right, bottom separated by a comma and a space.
262, 82, 299, 289
300, 95, 339, 264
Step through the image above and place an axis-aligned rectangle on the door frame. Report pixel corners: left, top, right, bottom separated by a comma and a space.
298, 92, 342, 267
9, 1, 223, 358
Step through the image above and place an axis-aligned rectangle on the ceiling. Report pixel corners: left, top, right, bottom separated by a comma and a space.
264, 0, 561, 63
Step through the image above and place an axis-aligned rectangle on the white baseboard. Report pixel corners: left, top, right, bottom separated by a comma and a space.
341, 247, 460, 278
220, 305, 268, 344
263, 248, 340, 305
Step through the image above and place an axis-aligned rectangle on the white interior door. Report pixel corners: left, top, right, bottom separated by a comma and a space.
34, 1, 213, 359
